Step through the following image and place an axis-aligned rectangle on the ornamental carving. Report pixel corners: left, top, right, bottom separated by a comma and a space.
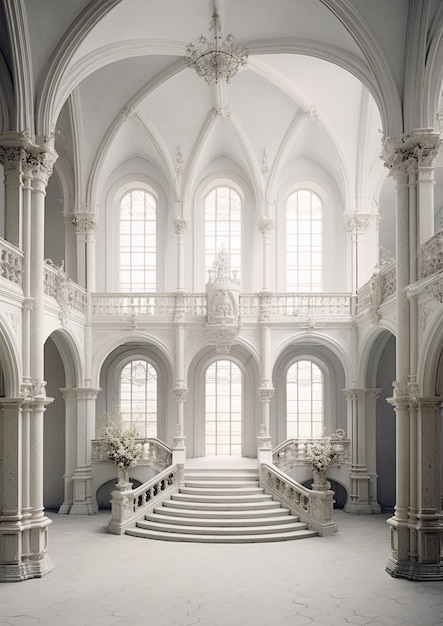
257, 217, 274, 237
206, 248, 241, 353
344, 214, 370, 234
0, 146, 25, 173
72, 214, 97, 234
381, 130, 441, 177
420, 231, 443, 279
22, 149, 57, 184
173, 217, 188, 237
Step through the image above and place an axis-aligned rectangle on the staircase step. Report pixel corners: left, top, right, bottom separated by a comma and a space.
163, 498, 278, 511
146, 511, 296, 527
171, 492, 273, 504
154, 504, 291, 519
180, 485, 263, 496
135, 519, 308, 535
126, 527, 318, 543
184, 480, 260, 489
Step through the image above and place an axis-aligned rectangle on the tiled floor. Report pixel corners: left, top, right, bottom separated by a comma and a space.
1, 509, 443, 626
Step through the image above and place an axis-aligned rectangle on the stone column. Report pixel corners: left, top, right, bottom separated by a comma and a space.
69, 388, 99, 514
173, 216, 188, 293
172, 291, 188, 463
257, 291, 274, 461
58, 389, 77, 514
343, 388, 372, 514
344, 214, 370, 292
258, 217, 273, 292
382, 129, 443, 580
0, 399, 26, 581
0, 145, 25, 248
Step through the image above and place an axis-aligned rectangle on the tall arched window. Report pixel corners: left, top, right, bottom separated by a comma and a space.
286, 360, 323, 438
205, 186, 241, 281
119, 189, 156, 291
205, 360, 242, 456
119, 359, 157, 438
286, 189, 322, 292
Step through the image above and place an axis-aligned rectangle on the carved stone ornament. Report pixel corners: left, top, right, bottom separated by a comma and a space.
22, 149, 57, 184
0, 146, 26, 173
381, 130, 442, 177
72, 213, 97, 234
427, 277, 443, 303
258, 386, 274, 403
344, 213, 370, 234
172, 386, 189, 402
257, 217, 274, 237
173, 216, 188, 237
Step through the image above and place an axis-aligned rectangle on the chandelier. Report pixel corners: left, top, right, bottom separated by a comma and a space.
186, 8, 248, 84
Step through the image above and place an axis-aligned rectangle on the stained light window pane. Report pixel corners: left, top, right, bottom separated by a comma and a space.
119, 189, 156, 292
286, 189, 322, 292
205, 360, 242, 456
119, 359, 157, 438
205, 186, 241, 282
286, 360, 323, 438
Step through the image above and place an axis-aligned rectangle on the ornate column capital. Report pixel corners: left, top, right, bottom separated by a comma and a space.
258, 385, 274, 403
257, 217, 274, 237
172, 385, 189, 402
173, 216, 188, 237
381, 129, 441, 178
72, 212, 97, 234
0, 145, 26, 174
22, 148, 57, 185
344, 213, 370, 235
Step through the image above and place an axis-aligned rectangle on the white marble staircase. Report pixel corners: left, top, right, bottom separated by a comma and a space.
126, 468, 318, 543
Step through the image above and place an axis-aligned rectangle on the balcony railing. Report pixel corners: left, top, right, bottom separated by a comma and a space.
92, 437, 172, 472
0, 239, 23, 287
44, 260, 87, 318
91, 292, 354, 320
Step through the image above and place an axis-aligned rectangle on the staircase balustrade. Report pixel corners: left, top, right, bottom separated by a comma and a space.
259, 463, 337, 536
272, 434, 350, 472
108, 463, 184, 535
92, 437, 172, 472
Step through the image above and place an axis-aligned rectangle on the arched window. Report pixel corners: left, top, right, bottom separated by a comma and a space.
205, 360, 242, 456
119, 189, 156, 291
286, 189, 322, 292
119, 359, 157, 438
286, 360, 323, 438
205, 186, 241, 281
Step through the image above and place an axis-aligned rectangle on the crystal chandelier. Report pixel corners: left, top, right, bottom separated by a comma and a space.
186, 8, 248, 84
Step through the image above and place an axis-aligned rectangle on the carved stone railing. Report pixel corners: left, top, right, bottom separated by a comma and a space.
259, 463, 337, 536
91, 292, 353, 321
0, 238, 23, 286
92, 437, 172, 472
108, 463, 183, 535
92, 293, 175, 317
272, 432, 350, 473
420, 230, 443, 279
264, 293, 352, 317
44, 260, 87, 321
356, 262, 396, 321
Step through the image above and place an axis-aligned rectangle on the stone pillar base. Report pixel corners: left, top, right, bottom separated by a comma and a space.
386, 557, 443, 581
344, 501, 373, 515
58, 502, 72, 514
69, 501, 97, 515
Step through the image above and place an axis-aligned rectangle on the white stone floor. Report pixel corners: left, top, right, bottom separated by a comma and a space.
1, 509, 443, 626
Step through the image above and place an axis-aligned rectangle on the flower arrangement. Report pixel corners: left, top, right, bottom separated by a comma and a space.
307, 437, 342, 473
103, 418, 142, 470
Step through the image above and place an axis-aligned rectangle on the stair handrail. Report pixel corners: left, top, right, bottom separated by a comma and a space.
272, 432, 350, 472
108, 463, 184, 535
259, 462, 337, 536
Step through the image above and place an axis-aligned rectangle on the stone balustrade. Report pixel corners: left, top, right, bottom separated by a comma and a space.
92, 437, 172, 472
44, 259, 87, 317
0, 238, 23, 286
272, 432, 351, 472
108, 463, 183, 534
259, 462, 337, 536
